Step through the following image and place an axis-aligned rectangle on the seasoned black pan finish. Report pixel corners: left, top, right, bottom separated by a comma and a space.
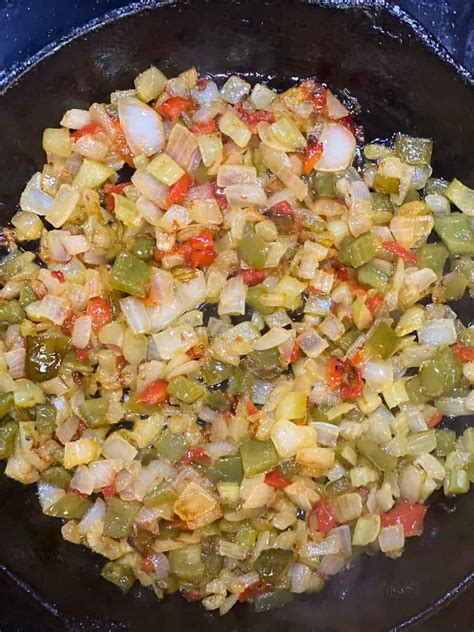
0, 2, 473, 630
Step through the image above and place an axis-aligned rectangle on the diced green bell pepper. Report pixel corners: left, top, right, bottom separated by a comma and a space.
247, 348, 281, 377
101, 560, 136, 592
443, 271, 467, 301
132, 236, 154, 261
357, 439, 397, 471
0, 392, 14, 420
246, 285, 274, 315
25, 335, 69, 382
254, 549, 293, 582
79, 397, 110, 428
312, 173, 336, 197
168, 544, 205, 581
238, 223, 270, 270
200, 358, 234, 385
167, 376, 206, 404
435, 429, 456, 457
373, 173, 400, 195
405, 376, 430, 405
417, 242, 448, 277
35, 403, 56, 433
0, 299, 24, 324
445, 178, 474, 215
335, 328, 360, 353
371, 192, 393, 225
109, 252, 149, 297
0, 420, 18, 459
103, 497, 139, 539
394, 133, 433, 166
40, 465, 72, 489
366, 321, 398, 359
253, 590, 294, 612
357, 262, 390, 291
240, 438, 278, 476
326, 476, 351, 496
211, 455, 244, 484
154, 430, 187, 464
434, 214, 474, 255
444, 469, 469, 496
206, 390, 228, 411
419, 346, 462, 398
19, 286, 38, 308
338, 233, 383, 268
143, 482, 177, 508
45, 492, 92, 519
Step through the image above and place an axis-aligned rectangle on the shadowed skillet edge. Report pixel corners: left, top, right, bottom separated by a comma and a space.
0, 1, 473, 631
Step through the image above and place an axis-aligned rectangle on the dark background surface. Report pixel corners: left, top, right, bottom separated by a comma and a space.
0, 1, 472, 631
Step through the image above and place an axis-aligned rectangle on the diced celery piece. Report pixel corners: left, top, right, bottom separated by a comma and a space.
146, 153, 185, 186
73, 159, 115, 190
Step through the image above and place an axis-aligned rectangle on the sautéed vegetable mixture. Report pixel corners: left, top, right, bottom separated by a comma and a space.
1, 67, 474, 613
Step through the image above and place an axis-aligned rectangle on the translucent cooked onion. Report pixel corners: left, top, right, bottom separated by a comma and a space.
224, 184, 267, 207
120, 297, 152, 334
316, 123, 356, 172
217, 165, 257, 187
118, 97, 165, 156
20, 172, 54, 216
79, 498, 107, 534
326, 92, 350, 119
166, 123, 198, 171
60, 108, 92, 129
132, 169, 169, 208
72, 315, 92, 349
191, 80, 219, 106
417, 318, 457, 346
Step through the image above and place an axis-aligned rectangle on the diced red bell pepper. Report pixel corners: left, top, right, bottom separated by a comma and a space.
103, 182, 130, 212
327, 357, 363, 400
70, 122, 104, 142
51, 270, 65, 283
264, 468, 291, 489
310, 497, 338, 534
428, 411, 444, 428
191, 119, 217, 135
102, 480, 117, 501
211, 180, 228, 210
75, 347, 90, 362
269, 201, 302, 232
289, 344, 301, 364
451, 345, 474, 363
300, 80, 327, 112
165, 172, 192, 208
303, 140, 323, 175
337, 115, 356, 135
383, 241, 417, 265
238, 581, 273, 603
246, 400, 258, 416
365, 294, 384, 315
182, 447, 209, 465
380, 499, 428, 537
142, 556, 155, 574
87, 297, 113, 329
240, 268, 267, 286
136, 379, 169, 405
335, 267, 349, 281
181, 228, 217, 268
111, 120, 134, 166
158, 97, 193, 120
61, 313, 77, 336
182, 589, 201, 603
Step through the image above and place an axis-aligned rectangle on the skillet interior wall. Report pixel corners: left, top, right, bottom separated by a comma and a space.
0, 2, 473, 631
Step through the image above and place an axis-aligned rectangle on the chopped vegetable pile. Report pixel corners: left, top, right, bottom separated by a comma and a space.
1, 66, 474, 614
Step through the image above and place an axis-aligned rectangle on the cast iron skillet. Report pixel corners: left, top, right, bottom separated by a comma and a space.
0, 1, 473, 630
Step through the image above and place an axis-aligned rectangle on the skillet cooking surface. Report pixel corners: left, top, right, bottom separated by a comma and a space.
0, 1, 473, 630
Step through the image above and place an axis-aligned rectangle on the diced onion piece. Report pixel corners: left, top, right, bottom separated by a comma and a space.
417, 318, 457, 346
72, 315, 92, 349
5, 348, 25, 379
175, 272, 207, 310
134, 66, 167, 102
260, 143, 308, 201
60, 109, 92, 129
296, 329, 329, 358
11, 211, 43, 240
64, 438, 101, 469
153, 324, 198, 360
149, 269, 174, 306
70, 464, 95, 495
191, 80, 219, 106
102, 434, 138, 461
73, 159, 115, 191
362, 359, 394, 392
120, 297, 152, 334
217, 165, 257, 187
379, 524, 404, 552
189, 198, 223, 225
316, 123, 356, 172
20, 172, 54, 216
330, 492, 362, 523
220, 75, 251, 104
253, 326, 292, 351
224, 184, 267, 207
45, 184, 80, 228
35, 295, 71, 325
250, 83, 276, 109
218, 111, 251, 148
60, 233, 90, 256
118, 97, 165, 156
79, 498, 107, 534
166, 123, 198, 171
218, 276, 247, 316
326, 92, 350, 119
270, 420, 317, 458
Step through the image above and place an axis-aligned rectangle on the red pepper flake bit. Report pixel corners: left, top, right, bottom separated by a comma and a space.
335, 267, 349, 281
240, 268, 267, 286
51, 270, 65, 283
428, 411, 444, 428
157, 97, 194, 120
327, 357, 363, 400
76, 420, 88, 436
365, 294, 384, 315
72, 371, 83, 385
165, 172, 192, 209
235, 101, 275, 126
87, 296, 113, 329
182, 447, 209, 465
264, 468, 291, 489
75, 347, 90, 362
